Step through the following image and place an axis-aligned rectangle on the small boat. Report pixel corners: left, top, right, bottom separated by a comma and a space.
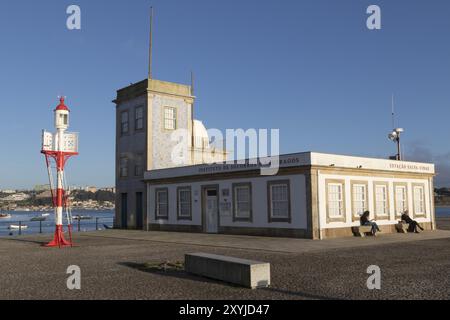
31, 216, 46, 222
0, 213, 12, 219
8, 224, 28, 230
41, 213, 50, 217
74, 215, 92, 220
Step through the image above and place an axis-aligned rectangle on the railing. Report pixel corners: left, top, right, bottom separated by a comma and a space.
0, 217, 114, 237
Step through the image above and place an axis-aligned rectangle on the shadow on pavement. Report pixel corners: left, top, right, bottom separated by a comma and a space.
119, 261, 343, 300
2, 238, 48, 246
259, 287, 343, 300
118, 261, 223, 286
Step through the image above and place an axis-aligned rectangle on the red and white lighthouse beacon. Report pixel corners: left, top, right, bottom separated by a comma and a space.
41, 97, 79, 247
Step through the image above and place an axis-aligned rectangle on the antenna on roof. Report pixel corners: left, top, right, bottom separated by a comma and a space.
148, 7, 154, 79
190, 70, 195, 148
190, 70, 194, 96
391, 93, 395, 129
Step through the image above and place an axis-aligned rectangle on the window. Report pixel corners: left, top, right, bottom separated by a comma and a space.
374, 184, 389, 217
233, 183, 252, 221
134, 154, 144, 176
135, 106, 144, 130
328, 184, 344, 217
155, 188, 168, 219
60, 114, 68, 125
395, 185, 408, 216
177, 187, 192, 220
120, 111, 129, 134
325, 179, 347, 223
352, 183, 367, 220
268, 181, 290, 222
413, 185, 425, 217
164, 107, 176, 130
119, 155, 128, 178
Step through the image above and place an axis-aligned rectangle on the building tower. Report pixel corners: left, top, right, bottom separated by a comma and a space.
114, 8, 226, 230
41, 97, 79, 247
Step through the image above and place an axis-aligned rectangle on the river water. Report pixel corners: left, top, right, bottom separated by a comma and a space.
436, 206, 450, 217
0, 209, 114, 237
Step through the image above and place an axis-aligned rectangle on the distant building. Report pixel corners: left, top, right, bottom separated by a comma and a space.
0, 189, 16, 194
34, 184, 50, 192
85, 186, 98, 193
1, 193, 31, 202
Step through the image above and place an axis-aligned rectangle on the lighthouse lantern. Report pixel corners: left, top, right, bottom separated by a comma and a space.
54, 97, 70, 130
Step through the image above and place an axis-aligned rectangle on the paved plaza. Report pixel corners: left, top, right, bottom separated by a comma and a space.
1, 218, 450, 300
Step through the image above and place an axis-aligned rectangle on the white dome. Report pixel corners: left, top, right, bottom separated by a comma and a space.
193, 120, 209, 149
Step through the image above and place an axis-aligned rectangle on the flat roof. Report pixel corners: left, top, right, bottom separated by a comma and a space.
144, 151, 435, 181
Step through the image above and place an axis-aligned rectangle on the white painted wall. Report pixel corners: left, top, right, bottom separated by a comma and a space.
317, 171, 433, 230
147, 174, 308, 230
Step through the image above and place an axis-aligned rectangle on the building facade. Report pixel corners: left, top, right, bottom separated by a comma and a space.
144, 152, 435, 239
114, 78, 226, 229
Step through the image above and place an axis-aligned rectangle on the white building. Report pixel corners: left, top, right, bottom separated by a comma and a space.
144, 152, 435, 239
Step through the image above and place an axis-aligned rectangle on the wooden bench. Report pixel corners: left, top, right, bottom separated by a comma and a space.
352, 225, 373, 237
395, 221, 410, 233
185, 253, 270, 289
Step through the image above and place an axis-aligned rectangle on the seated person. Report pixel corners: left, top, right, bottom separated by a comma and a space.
401, 210, 424, 233
360, 211, 381, 236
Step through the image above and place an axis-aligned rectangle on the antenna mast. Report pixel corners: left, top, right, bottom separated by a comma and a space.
148, 7, 154, 79
391, 93, 395, 129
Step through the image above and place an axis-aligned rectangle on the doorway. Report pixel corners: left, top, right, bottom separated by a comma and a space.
121, 193, 128, 229
203, 186, 219, 233
135, 192, 143, 229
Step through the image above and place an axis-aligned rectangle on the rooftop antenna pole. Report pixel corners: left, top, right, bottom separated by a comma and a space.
190, 70, 194, 96
387, 94, 404, 161
391, 93, 395, 129
148, 7, 154, 79
190, 70, 195, 148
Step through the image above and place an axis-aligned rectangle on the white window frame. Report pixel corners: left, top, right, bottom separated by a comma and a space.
155, 188, 168, 219
177, 187, 192, 219
395, 185, 408, 216
163, 107, 177, 130
413, 185, 425, 216
327, 182, 345, 220
352, 183, 367, 219
374, 184, 389, 217
233, 183, 252, 221
268, 181, 290, 222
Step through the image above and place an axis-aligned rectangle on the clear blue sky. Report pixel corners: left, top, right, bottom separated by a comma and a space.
0, 0, 449, 189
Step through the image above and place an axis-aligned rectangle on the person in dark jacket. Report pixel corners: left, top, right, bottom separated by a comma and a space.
360, 211, 381, 236
401, 210, 424, 233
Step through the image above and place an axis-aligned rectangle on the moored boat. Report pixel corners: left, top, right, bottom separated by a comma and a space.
8, 224, 28, 230
31, 216, 46, 222
0, 213, 12, 219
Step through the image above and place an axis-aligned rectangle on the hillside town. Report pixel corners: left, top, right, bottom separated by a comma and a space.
0, 186, 115, 211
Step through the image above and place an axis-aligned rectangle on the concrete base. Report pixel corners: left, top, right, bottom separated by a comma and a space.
185, 253, 270, 289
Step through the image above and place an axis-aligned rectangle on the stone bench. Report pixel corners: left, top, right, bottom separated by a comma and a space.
395, 221, 410, 233
185, 253, 270, 289
352, 225, 373, 237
